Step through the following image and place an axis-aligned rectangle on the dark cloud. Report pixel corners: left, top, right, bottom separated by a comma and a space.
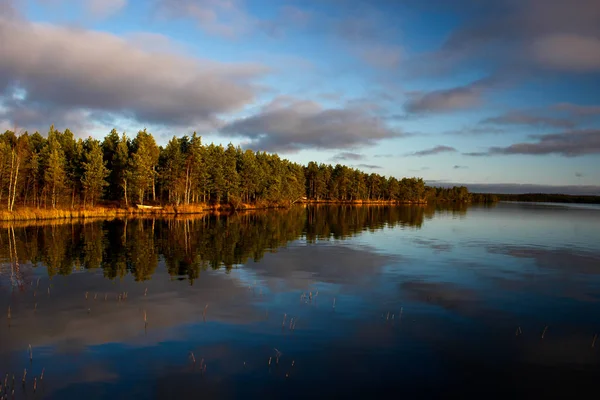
331, 152, 365, 161
355, 163, 382, 169
220, 98, 402, 153
414, 0, 600, 75
374, 154, 394, 158
483, 129, 600, 157
426, 181, 600, 195
482, 110, 575, 129
453, 165, 468, 169
575, 172, 584, 178
407, 145, 457, 157
552, 103, 600, 116
0, 17, 267, 133
404, 76, 499, 113
445, 126, 506, 136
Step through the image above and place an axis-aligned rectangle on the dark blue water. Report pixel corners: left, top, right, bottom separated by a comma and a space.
1, 203, 600, 399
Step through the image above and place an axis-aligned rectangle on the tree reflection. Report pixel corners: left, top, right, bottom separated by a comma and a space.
0, 205, 460, 284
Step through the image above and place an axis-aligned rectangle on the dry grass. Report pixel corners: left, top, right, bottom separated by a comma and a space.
0, 200, 301, 223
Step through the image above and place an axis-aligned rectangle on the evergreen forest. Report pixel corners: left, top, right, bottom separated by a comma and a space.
0, 126, 487, 211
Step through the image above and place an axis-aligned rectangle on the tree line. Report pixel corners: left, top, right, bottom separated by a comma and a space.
0, 126, 486, 210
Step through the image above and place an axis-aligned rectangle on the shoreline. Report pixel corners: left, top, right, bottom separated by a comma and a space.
0, 200, 471, 222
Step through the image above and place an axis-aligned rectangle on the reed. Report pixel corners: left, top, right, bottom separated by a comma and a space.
542, 326, 548, 339
21, 369, 26, 386
7, 306, 10, 320
29, 344, 32, 362
592, 333, 597, 348
40, 368, 44, 381
203, 304, 208, 321
189, 352, 196, 366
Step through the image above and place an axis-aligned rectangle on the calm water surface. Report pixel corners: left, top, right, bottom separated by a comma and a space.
1, 203, 600, 399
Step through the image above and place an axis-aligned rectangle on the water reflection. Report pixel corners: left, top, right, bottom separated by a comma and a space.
1, 203, 600, 399
0, 205, 441, 285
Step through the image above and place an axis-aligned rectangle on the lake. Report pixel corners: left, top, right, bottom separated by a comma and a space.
1, 202, 600, 399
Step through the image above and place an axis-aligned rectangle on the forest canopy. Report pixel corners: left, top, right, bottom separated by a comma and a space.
0, 126, 487, 210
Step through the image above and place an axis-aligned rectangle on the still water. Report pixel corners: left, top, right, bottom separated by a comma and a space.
1, 203, 600, 399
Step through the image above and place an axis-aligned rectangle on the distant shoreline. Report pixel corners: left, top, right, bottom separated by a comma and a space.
474, 193, 600, 204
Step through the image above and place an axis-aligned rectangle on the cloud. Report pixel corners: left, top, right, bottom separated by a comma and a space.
426, 181, 600, 195
482, 129, 600, 157
404, 76, 497, 113
356, 45, 402, 69
445, 126, 506, 136
355, 163, 382, 169
0, 0, 20, 18
453, 165, 468, 169
482, 110, 575, 128
331, 152, 365, 162
86, 0, 126, 18
575, 172, 584, 178
374, 154, 394, 158
404, 0, 600, 82
531, 34, 600, 73
220, 97, 402, 153
407, 145, 457, 157
553, 103, 600, 116
153, 0, 251, 38
0, 17, 267, 133
153, 0, 310, 39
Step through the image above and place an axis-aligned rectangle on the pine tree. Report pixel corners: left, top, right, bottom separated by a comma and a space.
45, 135, 66, 209
82, 138, 109, 207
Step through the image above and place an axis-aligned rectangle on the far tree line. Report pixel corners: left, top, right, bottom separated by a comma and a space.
0, 126, 492, 210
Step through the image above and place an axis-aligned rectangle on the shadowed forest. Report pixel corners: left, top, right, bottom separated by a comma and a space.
0, 127, 491, 214
0, 204, 474, 285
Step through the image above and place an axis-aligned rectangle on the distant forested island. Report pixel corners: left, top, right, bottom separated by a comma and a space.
485, 193, 600, 204
1, 126, 491, 219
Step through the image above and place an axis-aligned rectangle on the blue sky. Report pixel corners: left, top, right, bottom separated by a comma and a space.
1, 0, 599, 193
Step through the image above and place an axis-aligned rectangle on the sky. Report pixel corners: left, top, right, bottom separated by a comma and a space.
1, 0, 599, 194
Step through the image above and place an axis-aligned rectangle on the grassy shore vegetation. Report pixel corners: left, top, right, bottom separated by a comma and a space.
0, 126, 488, 220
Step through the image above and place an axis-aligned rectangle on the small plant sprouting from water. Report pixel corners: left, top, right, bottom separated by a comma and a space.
592, 334, 597, 348
189, 352, 196, 367
203, 304, 208, 321
274, 348, 282, 365
28, 344, 32, 362
542, 326, 548, 339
